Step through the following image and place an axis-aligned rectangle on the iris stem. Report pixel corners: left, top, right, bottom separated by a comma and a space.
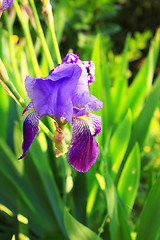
13, 0, 41, 78
39, 121, 54, 139
0, 59, 26, 108
4, 12, 22, 92
41, 0, 62, 64
49, 17, 62, 64
97, 212, 109, 239
28, 0, 55, 69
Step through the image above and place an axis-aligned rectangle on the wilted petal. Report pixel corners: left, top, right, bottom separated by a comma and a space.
19, 103, 41, 159
0, 0, 13, 12
68, 115, 101, 172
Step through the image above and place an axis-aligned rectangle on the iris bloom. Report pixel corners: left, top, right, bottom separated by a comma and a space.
0, 0, 13, 13
19, 52, 103, 172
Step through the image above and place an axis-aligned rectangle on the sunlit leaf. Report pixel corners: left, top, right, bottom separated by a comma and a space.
120, 29, 160, 121
104, 167, 131, 240
117, 143, 140, 215
108, 110, 132, 181
126, 73, 160, 157
64, 208, 102, 240
136, 175, 160, 240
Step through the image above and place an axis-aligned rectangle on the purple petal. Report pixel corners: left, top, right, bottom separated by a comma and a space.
25, 64, 82, 122
68, 115, 101, 172
0, 0, 13, 11
19, 104, 41, 159
72, 91, 103, 113
88, 113, 102, 137
25, 52, 103, 122
63, 52, 79, 64
63, 53, 95, 84
63, 53, 102, 112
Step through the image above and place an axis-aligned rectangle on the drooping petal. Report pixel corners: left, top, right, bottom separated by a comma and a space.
0, 0, 13, 12
73, 108, 102, 136
25, 64, 82, 122
68, 114, 101, 172
87, 113, 102, 137
19, 103, 41, 159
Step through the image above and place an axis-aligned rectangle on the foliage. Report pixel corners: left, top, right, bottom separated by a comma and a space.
0, 0, 160, 240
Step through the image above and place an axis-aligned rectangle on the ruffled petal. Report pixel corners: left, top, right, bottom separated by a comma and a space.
63, 53, 102, 112
19, 103, 41, 159
0, 0, 13, 12
25, 64, 82, 122
63, 52, 95, 84
68, 115, 101, 172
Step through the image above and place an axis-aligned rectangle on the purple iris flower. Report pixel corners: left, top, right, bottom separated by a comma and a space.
0, 0, 13, 12
19, 52, 103, 172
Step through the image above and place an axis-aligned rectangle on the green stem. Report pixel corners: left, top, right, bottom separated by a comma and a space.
97, 213, 109, 239
49, 21, 62, 64
39, 121, 54, 140
4, 12, 22, 91
13, 0, 41, 78
28, 0, 55, 69
0, 59, 26, 108
42, 1, 62, 64
0, 59, 54, 140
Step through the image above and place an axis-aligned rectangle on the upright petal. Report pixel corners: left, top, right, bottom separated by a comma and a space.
63, 52, 95, 84
24, 52, 103, 123
25, 64, 82, 122
19, 103, 41, 159
68, 114, 102, 172
63, 53, 103, 112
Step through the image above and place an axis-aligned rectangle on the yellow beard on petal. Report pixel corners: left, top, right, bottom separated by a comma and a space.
75, 115, 95, 135
20, 107, 35, 121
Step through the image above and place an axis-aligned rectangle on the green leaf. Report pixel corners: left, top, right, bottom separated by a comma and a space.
29, 134, 67, 237
136, 175, 160, 240
101, 40, 114, 145
90, 34, 103, 102
64, 208, 102, 240
120, 29, 160, 121
0, 86, 9, 140
108, 110, 132, 181
112, 34, 130, 121
117, 143, 140, 215
104, 168, 131, 240
126, 73, 160, 157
